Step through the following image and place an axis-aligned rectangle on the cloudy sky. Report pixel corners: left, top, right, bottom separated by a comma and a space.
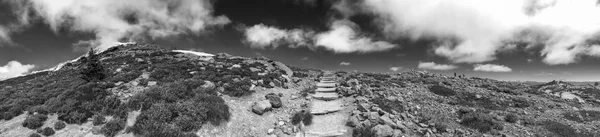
1, 0, 600, 81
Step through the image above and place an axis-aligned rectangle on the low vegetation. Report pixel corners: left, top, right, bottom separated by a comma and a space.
22, 114, 48, 129
458, 110, 503, 133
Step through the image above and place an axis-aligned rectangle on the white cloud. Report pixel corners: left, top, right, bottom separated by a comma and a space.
340, 62, 351, 66
0, 61, 35, 80
473, 64, 512, 72
0, 26, 12, 45
243, 20, 398, 53
417, 62, 457, 71
243, 24, 313, 49
335, 0, 600, 65
390, 66, 402, 72
314, 20, 397, 53
3, 0, 229, 50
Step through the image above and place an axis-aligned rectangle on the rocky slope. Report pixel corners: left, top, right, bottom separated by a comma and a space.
0, 43, 599, 137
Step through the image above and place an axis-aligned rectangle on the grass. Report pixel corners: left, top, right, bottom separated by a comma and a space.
429, 85, 456, 96
542, 121, 595, 137
459, 110, 503, 133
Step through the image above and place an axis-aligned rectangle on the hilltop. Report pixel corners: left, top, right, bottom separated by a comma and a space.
0, 43, 599, 137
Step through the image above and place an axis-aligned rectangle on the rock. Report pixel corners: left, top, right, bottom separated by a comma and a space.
252, 100, 272, 115
393, 129, 403, 137
379, 114, 397, 128
265, 93, 282, 108
283, 127, 292, 135
372, 124, 394, 137
273, 79, 282, 87
358, 103, 371, 112
356, 96, 368, 103
249, 67, 261, 72
201, 81, 216, 90
278, 121, 285, 126
367, 112, 380, 122
347, 115, 361, 127
267, 128, 275, 135
147, 81, 157, 86
273, 61, 293, 76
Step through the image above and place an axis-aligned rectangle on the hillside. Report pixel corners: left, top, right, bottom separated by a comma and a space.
1, 43, 599, 137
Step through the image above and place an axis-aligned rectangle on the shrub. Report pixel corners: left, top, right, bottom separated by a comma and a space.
22, 114, 48, 129
429, 85, 456, 96
291, 110, 313, 126
92, 115, 106, 126
80, 48, 106, 82
300, 86, 316, 97
542, 121, 594, 137
28, 106, 49, 115
222, 78, 253, 97
37, 127, 55, 136
505, 113, 519, 123
28, 133, 41, 137
101, 119, 126, 137
54, 121, 66, 130
460, 111, 503, 133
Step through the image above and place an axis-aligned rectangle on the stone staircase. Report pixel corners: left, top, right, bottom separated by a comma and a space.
301, 72, 349, 137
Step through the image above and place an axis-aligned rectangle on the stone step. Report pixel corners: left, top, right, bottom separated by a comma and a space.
311, 100, 343, 115
303, 113, 348, 137
315, 87, 337, 93
320, 80, 336, 83
313, 92, 339, 101
317, 82, 337, 88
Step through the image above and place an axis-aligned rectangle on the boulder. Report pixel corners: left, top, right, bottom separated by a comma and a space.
252, 100, 272, 115
357, 103, 371, 112
273, 61, 293, 76
379, 114, 397, 128
347, 115, 362, 127
372, 124, 394, 137
147, 81, 157, 86
265, 93, 282, 108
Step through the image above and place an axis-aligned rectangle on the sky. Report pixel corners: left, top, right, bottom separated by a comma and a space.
0, 0, 599, 82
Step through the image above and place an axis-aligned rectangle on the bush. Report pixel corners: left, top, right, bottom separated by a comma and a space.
370, 97, 404, 113
37, 127, 55, 136
222, 78, 253, 97
429, 85, 456, 96
92, 115, 106, 126
460, 111, 503, 133
54, 121, 66, 130
28, 133, 41, 137
80, 48, 106, 82
28, 106, 49, 115
291, 110, 313, 126
505, 113, 519, 123
101, 119, 126, 137
22, 114, 48, 129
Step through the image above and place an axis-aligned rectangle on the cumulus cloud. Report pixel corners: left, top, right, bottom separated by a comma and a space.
0, 61, 35, 80
418, 62, 457, 71
243, 24, 313, 49
243, 20, 397, 53
390, 66, 402, 72
340, 62, 351, 66
473, 64, 512, 72
2, 0, 229, 50
334, 0, 600, 65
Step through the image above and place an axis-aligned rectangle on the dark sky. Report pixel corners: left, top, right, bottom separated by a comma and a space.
1, 0, 599, 82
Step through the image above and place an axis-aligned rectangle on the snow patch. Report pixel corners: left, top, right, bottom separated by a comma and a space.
172, 50, 215, 57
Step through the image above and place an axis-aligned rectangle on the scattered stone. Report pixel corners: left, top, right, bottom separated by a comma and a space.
252, 100, 272, 115
379, 114, 397, 128
147, 81, 157, 86
278, 121, 285, 126
265, 93, 282, 108
267, 128, 274, 135
358, 103, 371, 112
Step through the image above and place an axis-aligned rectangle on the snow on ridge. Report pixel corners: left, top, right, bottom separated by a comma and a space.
172, 50, 215, 57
